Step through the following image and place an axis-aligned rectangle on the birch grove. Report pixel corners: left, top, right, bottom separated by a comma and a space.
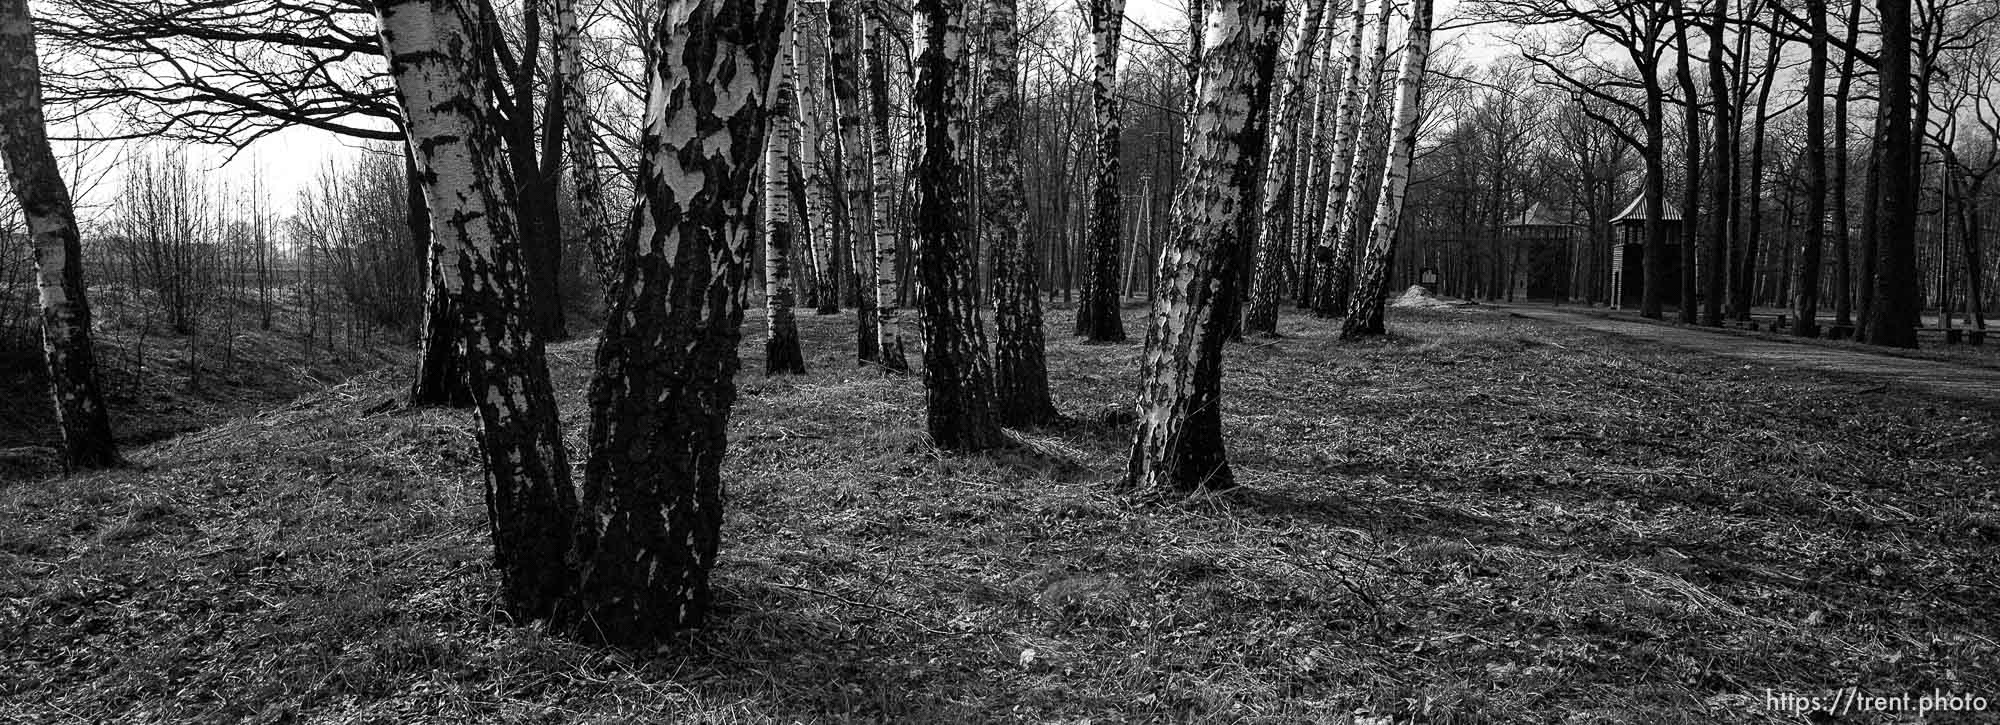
1339, 0, 1434, 339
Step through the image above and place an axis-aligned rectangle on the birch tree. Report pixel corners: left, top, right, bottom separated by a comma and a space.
0, 0, 121, 471
372, 0, 576, 620
914, 0, 1005, 450
1312, 0, 1391, 317
767, 20, 809, 374
980, 0, 1059, 425
565, 0, 790, 645
798, 1, 842, 315
866, 19, 910, 373
1125, 0, 1271, 494
1076, 0, 1129, 341
1243, 0, 1338, 335
830, 0, 879, 361
557, 0, 620, 297
1340, 0, 1434, 339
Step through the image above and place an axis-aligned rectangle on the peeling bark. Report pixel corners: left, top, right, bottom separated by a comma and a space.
914, 0, 1005, 450
373, 0, 576, 620
1124, 0, 1270, 494
564, 0, 789, 646
979, 0, 1057, 426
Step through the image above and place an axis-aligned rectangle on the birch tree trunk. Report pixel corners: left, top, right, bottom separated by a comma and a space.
564, 0, 788, 646
1075, 0, 1129, 341
1312, 0, 1389, 317
767, 21, 808, 374
1215, 0, 1287, 341
373, 0, 576, 621
1125, 0, 1270, 494
830, 0, 878, 361
556, 0, 619, 301
1339, 0, 1431, 340
914, 0, 1005, 450
1243, 0, 1335, 336
866, 19, 910, 372
798, 1, 841, 315
0, 0, 121, 471
979, 0, 1058, 425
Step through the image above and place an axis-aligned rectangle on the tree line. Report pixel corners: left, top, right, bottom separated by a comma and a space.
2, 0, 1983, 650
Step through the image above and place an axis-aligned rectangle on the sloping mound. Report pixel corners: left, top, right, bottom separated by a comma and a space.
1390, 285, 1475, 310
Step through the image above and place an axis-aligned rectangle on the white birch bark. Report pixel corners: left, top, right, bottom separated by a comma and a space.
567, 0, 789, 646
867, 17, 910, 372
0, 0, 120, 470
1242, 0, 1336, 334
1310, 0, 1386, 315
796, 1, 840, 313
765, 19, 807, 373
555, 0, 617, 299
1340, 0, 1432, 339
372, 0, 576, 620
914, 0, 1005, 449
1125, 0, 1270, 493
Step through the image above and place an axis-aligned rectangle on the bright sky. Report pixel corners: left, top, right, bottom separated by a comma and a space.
57, 0, 1493, 230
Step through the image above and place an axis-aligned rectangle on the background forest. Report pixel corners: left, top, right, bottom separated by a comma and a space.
2, 0, 1997, 721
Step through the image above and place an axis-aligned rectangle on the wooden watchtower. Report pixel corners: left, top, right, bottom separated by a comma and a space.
1609, 195, 1683, 310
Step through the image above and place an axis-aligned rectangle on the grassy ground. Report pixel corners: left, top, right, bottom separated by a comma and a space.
2, 305, 1996, 724
0, 288, 412, 477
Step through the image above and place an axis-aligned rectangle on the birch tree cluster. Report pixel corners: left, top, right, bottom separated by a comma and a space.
3, 0, 1996, 649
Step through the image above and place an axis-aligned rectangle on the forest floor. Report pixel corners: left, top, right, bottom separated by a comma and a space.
0, 288, 412, 481
2, 304, 1997, 724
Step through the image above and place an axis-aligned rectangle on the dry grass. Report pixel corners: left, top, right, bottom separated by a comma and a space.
2, 304, 1996, 724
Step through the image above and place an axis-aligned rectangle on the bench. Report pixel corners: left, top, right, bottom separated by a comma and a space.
1917, 327, 1987, 346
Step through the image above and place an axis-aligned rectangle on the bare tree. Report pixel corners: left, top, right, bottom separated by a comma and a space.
372, 0, 576, 620
767, 19, 809, 375
1341, 0, 1436, 339
1125, 0, 1271, 494
0, 0, 120, 470
981, 0, 1059, 425
1243, 0, 1337, 336
1075, 0, 1128, 341
565, 0, 789, 645
913, 0, 1005, 450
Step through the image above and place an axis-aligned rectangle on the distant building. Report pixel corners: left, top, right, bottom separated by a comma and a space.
1608, 195, 1683, 310
1501, 203, 1580, 301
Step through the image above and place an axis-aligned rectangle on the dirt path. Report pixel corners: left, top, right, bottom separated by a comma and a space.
1492, 305, 2000, 406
